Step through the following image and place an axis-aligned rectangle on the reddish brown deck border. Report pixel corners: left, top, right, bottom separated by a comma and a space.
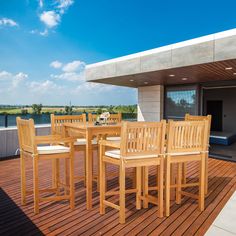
0, 153, 235, 236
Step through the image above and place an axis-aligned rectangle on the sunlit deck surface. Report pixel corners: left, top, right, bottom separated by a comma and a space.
0, 152, 235, 236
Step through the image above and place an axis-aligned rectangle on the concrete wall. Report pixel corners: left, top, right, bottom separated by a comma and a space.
0, 125, 51, 159
203, 88, 236, 133
86, 29, 236, 82
138, 85, 164, 121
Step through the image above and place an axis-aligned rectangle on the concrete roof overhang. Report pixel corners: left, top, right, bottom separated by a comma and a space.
85, 29, 236, 88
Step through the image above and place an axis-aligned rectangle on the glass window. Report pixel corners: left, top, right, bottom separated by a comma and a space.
165, 86, 198, 119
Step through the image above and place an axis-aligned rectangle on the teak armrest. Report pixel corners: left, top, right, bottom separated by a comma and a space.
99, 140, 120, 149
35, 135, 74, 145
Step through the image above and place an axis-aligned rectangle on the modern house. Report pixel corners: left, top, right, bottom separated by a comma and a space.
85, 28, 236, 161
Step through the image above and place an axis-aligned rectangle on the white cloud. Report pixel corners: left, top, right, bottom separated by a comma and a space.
40, 11, 60, 28
39, 0, 43, 8
12, 72, 28, 87
0, 70, 27, 85
50, 59, 86, 82
29, 80, 62, 93
57, 0, 74, 9
51, 72, 85, 81
39, 29, 48, 36
0, 70, 28, 96
36, 0, 74, 36
50, 60, 63, 69
0, 70, 12, 80
73, 82, 114, 93
30, 28, 48, 36
62, 60, 85, 72
57, 0, 74, 14
0, 69, 136, 105
0, 18, 18, 27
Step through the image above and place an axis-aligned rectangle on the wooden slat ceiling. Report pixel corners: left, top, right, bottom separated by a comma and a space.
92, 59, 236, 88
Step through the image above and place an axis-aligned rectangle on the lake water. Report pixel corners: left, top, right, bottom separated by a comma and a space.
0, 113, 137, 127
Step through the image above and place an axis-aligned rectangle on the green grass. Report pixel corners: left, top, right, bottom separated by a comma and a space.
0, 108, 23, 114
0, 105, 137, 115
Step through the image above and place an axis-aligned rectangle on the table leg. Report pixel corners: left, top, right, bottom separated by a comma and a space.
86, 131, 93, 210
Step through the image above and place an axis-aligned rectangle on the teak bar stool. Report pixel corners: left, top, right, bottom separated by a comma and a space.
51, 114, 98, 186
16, 117, 75, 214
88, 113, 124, 188
184, 114, 212, 194
165, 120, 209, 217
99, 121, 166, 224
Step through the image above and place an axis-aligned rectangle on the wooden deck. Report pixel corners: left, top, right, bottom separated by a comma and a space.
0, 152, 235, 236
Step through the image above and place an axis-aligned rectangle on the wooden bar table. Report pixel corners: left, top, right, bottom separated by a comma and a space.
63, 122, 121, 210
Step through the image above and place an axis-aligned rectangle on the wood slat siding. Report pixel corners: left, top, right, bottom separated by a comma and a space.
0, 153, 235, 236
0, 125, 50, 159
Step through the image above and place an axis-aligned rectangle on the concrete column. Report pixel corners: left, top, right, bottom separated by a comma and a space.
138, 85, 164, 121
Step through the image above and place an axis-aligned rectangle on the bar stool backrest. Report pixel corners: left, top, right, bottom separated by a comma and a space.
16, 117, 36, 154
88, 113, 97, 123
51, 114, 86, 136
120, 121, 166, 160
167, 120, 209, 155
185, 114, 212, 143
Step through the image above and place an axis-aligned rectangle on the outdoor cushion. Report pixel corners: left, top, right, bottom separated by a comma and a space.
168, 151, 201, 156
37, 145, 70, 155
74, 138, 97, 145
105, 149, 158, 159
106, 136, 121, 141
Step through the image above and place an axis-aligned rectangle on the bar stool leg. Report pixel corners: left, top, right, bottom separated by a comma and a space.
119, 163, 126, 224
52, 159, 56, 188
176, 163, 182, 205
70, 155, 75, 210
33, 157, 39, 214
165, 157, 171, 217
64, 158, 69, 194
56, 159, 60, 195
83, 150, 86, 187
205, 155, 208, 195
97, 148, 100, 192
182, 163, 187, 184
20, 153, 26, 205
52, 159, 60, 195
136, 167, 141, 210
143, 166, 149, 208
199, 155, 206, 211
133, 167, 137, 189
100, 146, 105, 214
170, 163, 176, 201
158, 158, 164, 218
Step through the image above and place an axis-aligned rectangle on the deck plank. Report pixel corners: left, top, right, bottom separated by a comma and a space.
0, 153, 235, 236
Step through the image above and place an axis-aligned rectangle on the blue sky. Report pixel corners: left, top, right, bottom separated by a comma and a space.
0, 0, 236, 106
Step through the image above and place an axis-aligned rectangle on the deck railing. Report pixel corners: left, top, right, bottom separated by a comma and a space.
0, 113, 137, 128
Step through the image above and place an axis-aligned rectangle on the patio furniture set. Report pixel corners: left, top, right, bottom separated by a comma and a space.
16, 113, 211, 224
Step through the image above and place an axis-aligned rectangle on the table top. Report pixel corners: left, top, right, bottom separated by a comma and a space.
63, 122, 122, 130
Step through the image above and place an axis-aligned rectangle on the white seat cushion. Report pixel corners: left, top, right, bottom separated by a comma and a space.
106, 136, 121, 141
105, 149, 158, 160
74, 138, 97, 146
37, 145, 70, 155
169, 151, 201, 156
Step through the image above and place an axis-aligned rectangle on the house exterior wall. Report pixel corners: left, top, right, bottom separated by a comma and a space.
138, 85, 164, 121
